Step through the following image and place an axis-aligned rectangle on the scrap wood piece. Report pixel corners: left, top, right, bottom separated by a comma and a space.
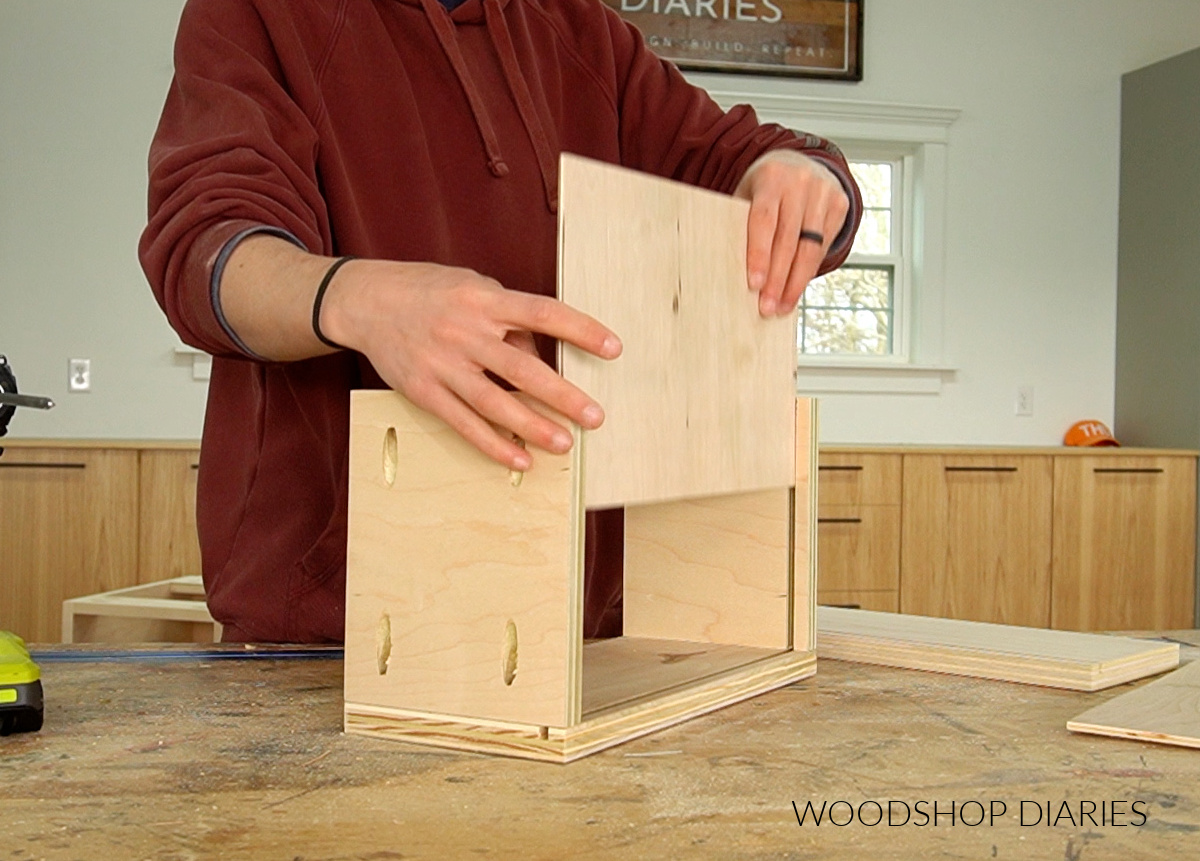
816, 607, 1179, 691
1067, 659, 1200, 749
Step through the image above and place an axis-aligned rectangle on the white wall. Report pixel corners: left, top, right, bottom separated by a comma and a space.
1, 0, 196, 440
4, 0, 1200, 444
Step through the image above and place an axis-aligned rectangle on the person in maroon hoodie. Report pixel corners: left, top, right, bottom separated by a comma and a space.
139, 0, 862, 644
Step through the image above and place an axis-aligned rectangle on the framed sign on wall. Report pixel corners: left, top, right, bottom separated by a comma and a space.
606, 0, 862, 80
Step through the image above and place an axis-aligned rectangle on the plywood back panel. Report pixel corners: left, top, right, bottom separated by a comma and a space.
344, 392, 582, 728
623, 488, 792, 649
557, 154, 796, 508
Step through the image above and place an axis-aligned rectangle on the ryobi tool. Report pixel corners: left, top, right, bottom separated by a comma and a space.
0, 631, 43, 735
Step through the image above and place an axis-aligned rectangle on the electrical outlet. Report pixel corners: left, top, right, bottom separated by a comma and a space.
1015, 386, 1034, 417
68, 358, 91, 392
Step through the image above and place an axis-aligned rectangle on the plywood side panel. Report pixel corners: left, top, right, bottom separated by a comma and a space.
344, 392, 582, 728
623, 489, 791, 649
558, 154, 795, 508
791, 398, 817, 652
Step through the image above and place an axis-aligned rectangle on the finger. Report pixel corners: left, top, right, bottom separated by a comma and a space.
780, 208, 831, 314
483, 338, 605, 432
498, 292, 622, 361
758, 190, 808, 316
745, 190, 781, 293
450, 361, 579, 459
408, 382, 534, 470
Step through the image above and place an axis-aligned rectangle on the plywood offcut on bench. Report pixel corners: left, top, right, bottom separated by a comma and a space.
816, 606, 1179, 691
1067, 658, 1200, 749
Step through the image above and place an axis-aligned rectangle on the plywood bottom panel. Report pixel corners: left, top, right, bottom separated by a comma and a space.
345, 642, 815, 763
817, 607, 1178, 691
1067, 659, 1200, 749
581, 637, 789, 715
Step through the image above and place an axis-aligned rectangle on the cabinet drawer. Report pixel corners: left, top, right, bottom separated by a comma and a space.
900, 454, 1053, 627
817, 504, 900, 593
817, 590, 899, 613
1052, 455, 1196, 630
818, 453, 901, 506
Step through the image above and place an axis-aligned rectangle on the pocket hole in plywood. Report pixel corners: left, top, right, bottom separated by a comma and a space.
501, 619, 518, 686
508, 435, 526, 488
382, 427, 398, 486
376, 612, 392, 675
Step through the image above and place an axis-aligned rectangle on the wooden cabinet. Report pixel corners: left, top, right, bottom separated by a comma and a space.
0, 440, 201, 642
816, 453, 901, 611
138, 449, 202, 583
1052, 455, 1196, 630
818, 446, 1198, 631
0, 446, 139, 642
900, 454, 1053, 627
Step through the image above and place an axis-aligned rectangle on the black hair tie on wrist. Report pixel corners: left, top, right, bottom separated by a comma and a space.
312, 256, 357, 350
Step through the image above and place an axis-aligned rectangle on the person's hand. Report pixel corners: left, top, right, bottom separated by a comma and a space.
322, 260, 622, 470
735, 149, 850, 317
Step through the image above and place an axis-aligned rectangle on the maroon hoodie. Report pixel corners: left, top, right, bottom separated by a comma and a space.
139, 0, 860, 643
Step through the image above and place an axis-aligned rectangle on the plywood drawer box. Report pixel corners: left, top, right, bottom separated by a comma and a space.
342, 157, 818, 762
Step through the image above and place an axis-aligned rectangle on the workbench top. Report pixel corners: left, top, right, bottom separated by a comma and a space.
3, 640, 1198, 860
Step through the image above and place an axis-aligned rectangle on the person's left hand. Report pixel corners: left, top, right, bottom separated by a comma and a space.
734, 149, 850, 317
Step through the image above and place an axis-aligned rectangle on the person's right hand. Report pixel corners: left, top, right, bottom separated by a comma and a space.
321, 259, 622, 471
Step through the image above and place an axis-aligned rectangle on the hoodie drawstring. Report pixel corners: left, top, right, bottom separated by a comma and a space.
419, 0, 558, 212
418, 0, 510, 178
482, 0, 558, 213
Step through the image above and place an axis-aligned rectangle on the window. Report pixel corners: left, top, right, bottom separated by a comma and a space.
799, 158, 905, 359
700, 88, 958, 390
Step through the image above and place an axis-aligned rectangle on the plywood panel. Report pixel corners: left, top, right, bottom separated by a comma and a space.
557, 153, 795, 508
138, 449, 201, 583
817, 607, 1179, 691
344, 391, 582, 728
900, 454, 1053, 627
624, 489, 791, 649
1052, 455, 1196, 631
1068, 659, 1200, 749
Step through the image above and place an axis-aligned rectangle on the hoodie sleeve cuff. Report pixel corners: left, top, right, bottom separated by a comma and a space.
209, 225, 307, 360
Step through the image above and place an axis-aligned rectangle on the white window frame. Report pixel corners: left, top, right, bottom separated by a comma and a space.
800, 149, 911, 362
702, 91, 960, 394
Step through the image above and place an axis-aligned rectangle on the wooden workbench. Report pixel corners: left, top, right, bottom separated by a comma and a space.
3, 640, 1198, 860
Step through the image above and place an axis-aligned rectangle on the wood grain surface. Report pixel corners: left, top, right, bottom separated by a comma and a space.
1068, 657, 1200, 749
557, 154, 795, 509
817, 608, 1180, 691
6, 646, 1200, 859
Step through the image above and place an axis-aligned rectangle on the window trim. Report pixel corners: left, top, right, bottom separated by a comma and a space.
702, 91, 961, 393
